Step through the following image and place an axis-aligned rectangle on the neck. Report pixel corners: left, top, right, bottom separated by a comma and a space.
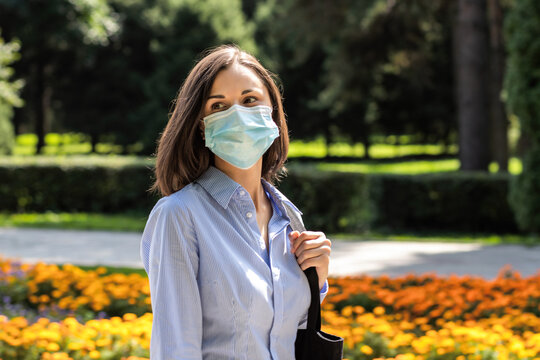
215, 159, 266, 211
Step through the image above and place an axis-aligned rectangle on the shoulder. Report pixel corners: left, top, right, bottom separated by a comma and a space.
148, 183, 201, 223
141, 185, 200, 272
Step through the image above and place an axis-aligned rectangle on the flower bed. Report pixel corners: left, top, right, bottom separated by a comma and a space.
1, 256, 539, 360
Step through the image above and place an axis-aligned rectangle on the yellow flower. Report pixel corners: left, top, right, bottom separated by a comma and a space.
123, 313, 138, 321
342, 306, 353, 317
374, 306, 385, 316
46, 342, 60, 352
360, 345, 374, 355
96, 337, 112, 347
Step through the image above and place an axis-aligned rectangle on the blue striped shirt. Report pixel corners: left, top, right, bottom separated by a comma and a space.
140, 165, 328, 359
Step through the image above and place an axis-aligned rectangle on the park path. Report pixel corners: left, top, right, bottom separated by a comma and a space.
1, 227, 539, 279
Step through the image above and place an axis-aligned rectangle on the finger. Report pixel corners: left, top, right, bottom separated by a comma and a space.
292, 231, 325, 254
296, 245, 331, 265
295, 237, 332, 257
299, 253, 330, 271
291, 231, 325, 254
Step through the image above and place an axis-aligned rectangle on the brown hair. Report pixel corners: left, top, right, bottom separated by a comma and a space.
148, 44, 289, 197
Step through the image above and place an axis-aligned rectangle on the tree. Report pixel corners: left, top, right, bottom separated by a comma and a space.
0, 30, 24, 155
56, 0, 257, 155
454, 0, 491, 171
258, 0, 458, 157
252, 0, 333, 152
367, 0, 456, 151
487, 0, 508, 172
0, 0, 119, 154
134, 0, 257, 155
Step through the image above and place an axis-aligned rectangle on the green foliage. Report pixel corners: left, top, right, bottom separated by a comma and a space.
2, 0, 462, 154
348, 331, 395, 360
0, 162, 158, 214
0, 30, 23, 155
77, 0, 259, 154
0, 0, 121, 154
369, 171, 517, 233
0, 160, 518, 234
279, 167, 374, 232
508, 145, 540, 233
256, 0, 456, 148
64, 0, 121, 45
505, 0, 540, 232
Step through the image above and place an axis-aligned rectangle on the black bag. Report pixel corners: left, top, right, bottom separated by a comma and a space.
282, 203, 344, 360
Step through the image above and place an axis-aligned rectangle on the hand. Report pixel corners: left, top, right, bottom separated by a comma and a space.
289, 230, 331, 291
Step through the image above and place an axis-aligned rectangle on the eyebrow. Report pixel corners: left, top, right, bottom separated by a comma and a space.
207, 89, 255, 99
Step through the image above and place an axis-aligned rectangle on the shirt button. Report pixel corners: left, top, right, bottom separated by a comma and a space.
239, 190, 246, 196
246, 212, 253, 218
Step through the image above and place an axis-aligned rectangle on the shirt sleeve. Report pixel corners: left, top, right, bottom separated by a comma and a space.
140, 197, 202, 360
320, 278, 329, 303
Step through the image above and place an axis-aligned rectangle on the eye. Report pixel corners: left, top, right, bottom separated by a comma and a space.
244, 96, 258, 104
210, 102, 227, 111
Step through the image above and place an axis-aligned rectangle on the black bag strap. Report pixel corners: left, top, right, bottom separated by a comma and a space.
282, 202, 322, 331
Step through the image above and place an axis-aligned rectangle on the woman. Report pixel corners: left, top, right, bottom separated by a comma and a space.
140, 44, 333, 359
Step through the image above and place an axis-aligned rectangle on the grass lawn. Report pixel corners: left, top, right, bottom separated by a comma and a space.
14, 133, 462, 158
0, 211, 147, 232
312, 157, 522, 175
0, 154, 153, 167
288, 137, 460, 158
6, 133, 522, 175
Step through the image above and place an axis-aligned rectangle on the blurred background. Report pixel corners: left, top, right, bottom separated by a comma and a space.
0, 0, 539, 243
2, 2, 540, 359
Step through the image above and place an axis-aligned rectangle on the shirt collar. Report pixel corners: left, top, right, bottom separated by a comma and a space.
195, 165, 303, 217
261, 178, 303, 216
195, 165, 242, 209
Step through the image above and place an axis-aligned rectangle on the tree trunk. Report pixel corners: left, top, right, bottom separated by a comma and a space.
90, 134, 98, 153
487, 0, 508, 172
455, 0, 491, 171
35, 59, 46, 154
323, 113, 331, 159
361, 125, 371, 160
13, 107, 22, 135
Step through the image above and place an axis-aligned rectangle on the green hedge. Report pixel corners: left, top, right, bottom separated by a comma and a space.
0, 164, 158, 213
367, 172, 516, 233
0, 163, 517, 233
505, 0, 540, 233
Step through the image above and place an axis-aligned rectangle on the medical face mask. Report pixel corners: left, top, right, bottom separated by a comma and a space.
203, 104, 279, 169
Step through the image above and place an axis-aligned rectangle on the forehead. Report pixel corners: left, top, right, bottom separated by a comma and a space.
210, 62, 266, 93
